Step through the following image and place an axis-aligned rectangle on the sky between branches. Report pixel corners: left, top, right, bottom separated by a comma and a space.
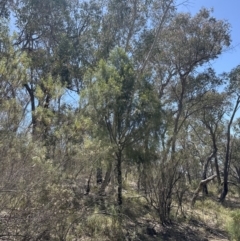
178, 0, 240, 74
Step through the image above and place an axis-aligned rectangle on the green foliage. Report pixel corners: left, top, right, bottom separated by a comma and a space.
228, 65, 240, 94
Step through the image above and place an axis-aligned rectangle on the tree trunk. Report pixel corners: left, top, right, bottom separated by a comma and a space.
116, 150, 122, 207
234, 166, 240, 184
191, 174, 217, 207
96, 167, 102, 185
219, 96, 240, 202
99, 163, 112, 195
186, 161, 192, 185
24, 83, 36, 136
201, 118, 218, 194
85, 168, 93, 195
42, 93, 51, 141
214, 156, 221, 185
201, 151, 216, 195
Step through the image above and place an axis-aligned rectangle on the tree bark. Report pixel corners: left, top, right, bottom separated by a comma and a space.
96, 167, 102, 185
99, 163, 112, 195
85, 168, 93, 195
214, 156, 221, 185
116, 150, 122, 207
201, 116, 218, 194
201, 151, 216, 195
24, 83, 37, 136
219, 96, 240, 202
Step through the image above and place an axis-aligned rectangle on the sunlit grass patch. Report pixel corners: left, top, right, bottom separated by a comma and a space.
227, 209, 240, 241
193, 198, 233, 230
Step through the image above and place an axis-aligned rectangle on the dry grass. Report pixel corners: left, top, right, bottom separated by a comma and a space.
68, 180, 240, 241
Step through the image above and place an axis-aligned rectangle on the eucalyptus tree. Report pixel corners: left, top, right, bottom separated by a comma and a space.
9, 0, 101, 138
187, 91, 229, 195
229, 128, 240, 188
199, 92, 229, 188
136, 9, 231, 224
7, 0, 177, 139
219, 65, 240, 202
10, 0, 66, 137
158, 9, 229, 150
135, 9, 230, 160
0, 20, 30, 134
97, 0, 175, 62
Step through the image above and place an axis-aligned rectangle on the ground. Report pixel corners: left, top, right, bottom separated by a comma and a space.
119, 186, 240, 241
69, 179, 240, 240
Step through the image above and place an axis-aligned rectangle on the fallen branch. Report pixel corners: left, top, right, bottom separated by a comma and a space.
191, 174, 217, 207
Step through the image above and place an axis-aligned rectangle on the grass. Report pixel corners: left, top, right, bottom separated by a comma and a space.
193, 198, 232, 230
227, 210, 240, 241
186, 185, 240, 241
72, 179, 240, 240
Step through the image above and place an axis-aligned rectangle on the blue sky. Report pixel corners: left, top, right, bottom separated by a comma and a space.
178, 0, 240, 74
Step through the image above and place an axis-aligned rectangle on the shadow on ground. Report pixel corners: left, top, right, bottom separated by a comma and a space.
134, 219, 229, 241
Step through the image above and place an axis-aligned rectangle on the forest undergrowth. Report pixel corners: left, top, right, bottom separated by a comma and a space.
60, 176, 240, 241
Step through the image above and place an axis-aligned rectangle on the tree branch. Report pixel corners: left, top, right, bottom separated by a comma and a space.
191, 174, 217, 207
